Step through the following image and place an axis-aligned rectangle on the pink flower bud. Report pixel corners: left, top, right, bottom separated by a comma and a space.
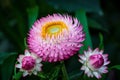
78, 48, 110, 79
22, 56, 35, 70
15, 50, 42, 76
89, 54, 104, 69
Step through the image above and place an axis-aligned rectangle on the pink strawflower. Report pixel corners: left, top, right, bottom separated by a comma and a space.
78, 47, 110, 79
15, 50, 42, 77
27, 14, 85, 62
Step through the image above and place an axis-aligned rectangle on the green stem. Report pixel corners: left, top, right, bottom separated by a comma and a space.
61, 61, 69, 80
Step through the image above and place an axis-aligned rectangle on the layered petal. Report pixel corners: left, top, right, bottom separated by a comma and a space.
78, 47, 110, 79
15, 50, 42, 76
28, 14, 85, 62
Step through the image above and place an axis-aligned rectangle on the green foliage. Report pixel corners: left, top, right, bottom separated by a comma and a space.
31, 62, 62, 80
0, 0, 120, 80
87, 18, 108, 32
46, 0, 101, 12
99, 33, 104, 49
69, 71, 83, 80
110, 65, 120, 70
27, 6, 39, 28
0, 52, 17, 80
76, 10, 93, 53
13, 72, 23, 80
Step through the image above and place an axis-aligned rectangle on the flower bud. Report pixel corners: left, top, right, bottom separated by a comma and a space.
22, 56, 35, 70
89, 54, 104, 69
79, 48, 110, 79
15, 50, 42, 76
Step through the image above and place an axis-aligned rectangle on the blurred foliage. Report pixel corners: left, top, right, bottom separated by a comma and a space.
76, 10, 93, 52
0, 0, 120, 80
45, 0, 101, 12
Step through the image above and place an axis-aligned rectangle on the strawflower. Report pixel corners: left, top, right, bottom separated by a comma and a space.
27, 14, 85, 62
15, 50, 42, 76
78, 47, 110, 79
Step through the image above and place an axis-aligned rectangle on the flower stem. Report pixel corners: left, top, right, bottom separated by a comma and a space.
61, 61, 69, 80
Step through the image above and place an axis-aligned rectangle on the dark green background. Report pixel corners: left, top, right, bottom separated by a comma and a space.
0, 0, 120, 80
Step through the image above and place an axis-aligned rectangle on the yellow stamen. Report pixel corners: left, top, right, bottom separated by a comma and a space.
41, 21, 68, 39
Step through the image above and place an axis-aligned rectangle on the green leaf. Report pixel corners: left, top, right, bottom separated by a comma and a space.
38, 72, 47, 79
24, 37, 28, 48
49, 65, 61, 80
66, 54, 82, 80
69, 70, 83, 80
0, 52, 16, 64
27, 6, 39, 28
87, 18, 108, 32
12, 8, 27, 45
13, 72, 23, 80
61, 61, 69, 80
46, 0, 101, 12
0, 54, 8, 64
0, 52, 17, 80
39, 63, 61, 80
0, 14, 24, 51
76, 10, 92, 53
99, 33, 104, 49
110, 65, 120, 70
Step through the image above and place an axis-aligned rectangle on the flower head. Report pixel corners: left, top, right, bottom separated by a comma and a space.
27, 14, 85, 62
78, 47, 110, 79
15, 50, 42, 77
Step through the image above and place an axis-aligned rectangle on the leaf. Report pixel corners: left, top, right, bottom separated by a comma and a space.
0, 52, 15, 64
0, 14, 24, 51
76, 10, 93, 53
38, 62, 61, 80
87, 18, 108, 32
99, 33, 104, 49
61, 61, 69, 80
0, 52, 17, 80
46, 0, 101, 12
0, 54, 8, 64
24, 37, 28, 48
69, 70, 83, 80
38, 72, 47, 79
66, 54, 82, 80
49, 65, 61, 80
27, 6, 39, 28
13, 72, 23, 80
110, 65, 120, 70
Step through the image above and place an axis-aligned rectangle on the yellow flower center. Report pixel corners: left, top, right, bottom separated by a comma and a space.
41, 21, 68, 39
46, 25, 61, 34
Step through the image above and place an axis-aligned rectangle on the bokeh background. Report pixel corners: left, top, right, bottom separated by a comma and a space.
0, 0, 120, 80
